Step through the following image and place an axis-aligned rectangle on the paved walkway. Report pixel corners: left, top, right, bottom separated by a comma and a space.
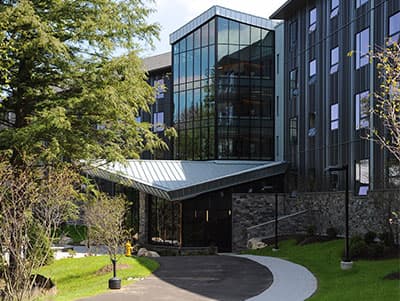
231, 254, 318, 301
79, 255, 273, 301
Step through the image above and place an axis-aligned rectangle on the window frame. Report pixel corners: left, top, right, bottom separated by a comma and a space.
355, 159, 369, 196
355, 28, 370, 69
356, 0, 368, 9
330, 46, 339, 74
355, 90, 369, 130
309, 8, 317, 33
330, 0, 339, 18
389, 11, 400, 45
309, 59, 316, 78
330, 103, 339, 130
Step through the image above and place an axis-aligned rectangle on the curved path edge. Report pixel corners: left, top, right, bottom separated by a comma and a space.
225, 254, 318, 301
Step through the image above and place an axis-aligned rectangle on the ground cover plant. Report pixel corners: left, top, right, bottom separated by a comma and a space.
38, 255, 159, 301
244, 239, 399, 300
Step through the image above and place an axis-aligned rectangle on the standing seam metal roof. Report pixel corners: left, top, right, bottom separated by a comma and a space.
169, 5, 281, 45
85, 160, 287, 201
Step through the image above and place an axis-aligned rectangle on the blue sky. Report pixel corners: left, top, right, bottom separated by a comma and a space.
144, 0, 287, 56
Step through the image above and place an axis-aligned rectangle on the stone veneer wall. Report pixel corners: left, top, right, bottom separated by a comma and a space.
138, 192, 149, 244
232, 190, 400, 251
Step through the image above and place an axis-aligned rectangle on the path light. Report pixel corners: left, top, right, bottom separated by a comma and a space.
324, 164, 353, 270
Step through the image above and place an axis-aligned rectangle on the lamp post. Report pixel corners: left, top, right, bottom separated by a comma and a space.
273, 193, 279, 251
325, 164, 353, 270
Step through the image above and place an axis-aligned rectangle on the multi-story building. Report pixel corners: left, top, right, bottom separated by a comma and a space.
90, 2, 400, 252
270, 0, 400, 194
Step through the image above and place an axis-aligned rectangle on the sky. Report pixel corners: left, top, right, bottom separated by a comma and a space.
144, 0, 287, 56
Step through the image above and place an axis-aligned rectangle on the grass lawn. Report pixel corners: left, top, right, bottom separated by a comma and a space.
38, 255, 159, 301
244, 239, 399, 301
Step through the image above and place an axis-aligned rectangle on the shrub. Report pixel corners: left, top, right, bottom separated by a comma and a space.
348, 235, 368, 260
367, 243, 385, 259
379, 232, 395, 247
28, 224, 54, 266
364, 231, 377, 245
326, 227, 338, 240
306, 225, 316, 237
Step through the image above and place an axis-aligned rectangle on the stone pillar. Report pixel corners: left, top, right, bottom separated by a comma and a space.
138, 192, 149, 244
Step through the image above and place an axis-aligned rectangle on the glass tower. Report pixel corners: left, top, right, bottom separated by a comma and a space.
172, 9, 276, 160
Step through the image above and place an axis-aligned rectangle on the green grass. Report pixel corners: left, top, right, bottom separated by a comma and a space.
38, 255, 159, 301
244, 239, 399, 301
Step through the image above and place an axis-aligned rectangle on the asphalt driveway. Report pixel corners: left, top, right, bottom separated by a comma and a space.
80, 255, 273, 301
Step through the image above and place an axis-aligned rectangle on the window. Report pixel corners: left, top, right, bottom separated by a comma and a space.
290, 69, 298, 95
153, 112, 164, 132
309, 8, 317, 33
330, 103, 339, 130
330, 0, 339, 18
309, 59, 316, 77
289, 117, 297, 144
356, 0, 368, 8
355, 91, 369, 129
330, 47, 339, 74
154, 79, 165, 99
355, 159, 369, 195
356, 28, 369, 69
308, 112, 316, 137
389, 11, 400, 45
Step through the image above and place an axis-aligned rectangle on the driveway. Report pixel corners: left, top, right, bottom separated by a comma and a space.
80, 255, 273, 301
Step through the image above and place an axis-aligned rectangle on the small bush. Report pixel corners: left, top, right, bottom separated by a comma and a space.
348, 235, 368, 260
379, 232, 395, 247
326, 227, 338, 240
368, 243, 385, 259
364, 231, 377, 245
306, 225, 316, 237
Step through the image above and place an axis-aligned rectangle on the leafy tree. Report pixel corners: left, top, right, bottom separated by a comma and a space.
84, 192, 129, 285
0, 157, 80, 300
0, 0, 165, 164
371, 43, 400, 162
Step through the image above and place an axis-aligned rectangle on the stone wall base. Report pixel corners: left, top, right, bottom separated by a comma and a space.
232, 190, 400, 251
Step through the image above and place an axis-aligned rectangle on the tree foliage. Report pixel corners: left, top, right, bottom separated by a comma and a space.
0, 0, 164, 164
84, 193, 129, 262
0, 157, 81, 300
371, 43, 400, 162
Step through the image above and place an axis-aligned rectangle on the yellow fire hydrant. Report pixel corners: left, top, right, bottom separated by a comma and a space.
125, 241, 132, 257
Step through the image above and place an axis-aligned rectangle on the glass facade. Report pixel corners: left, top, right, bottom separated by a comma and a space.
172, 16, 275, 160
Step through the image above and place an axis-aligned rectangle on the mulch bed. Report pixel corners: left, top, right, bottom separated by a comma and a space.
383, 271, 400, 280
96, 264, 131, 276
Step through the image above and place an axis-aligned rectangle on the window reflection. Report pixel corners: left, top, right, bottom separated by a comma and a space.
172, 16, 274, 160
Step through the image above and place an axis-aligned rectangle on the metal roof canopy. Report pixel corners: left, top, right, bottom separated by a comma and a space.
170, 5, 281, 45
86, 160, 287, 201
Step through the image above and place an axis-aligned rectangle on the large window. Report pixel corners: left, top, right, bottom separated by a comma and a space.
355, 90, 369, 130
330, 46, 339, 74
355, 159, 369, 195
172, 16, 274, 160
331, 0, 339, 18
356, 0, 368, 8
290, 20, 297, 48
389, 11, 400, 44
356, 28, 369, 69
330, 103, 339, 130
309, 8, 317, 32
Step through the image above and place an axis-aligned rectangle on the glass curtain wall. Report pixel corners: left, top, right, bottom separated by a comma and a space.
173, 16, 275, 160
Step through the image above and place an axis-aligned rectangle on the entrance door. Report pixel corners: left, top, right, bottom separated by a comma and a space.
182, 191, 232, 252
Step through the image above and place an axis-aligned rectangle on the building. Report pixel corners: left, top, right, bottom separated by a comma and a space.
141, 52, 173, 160
88, 6, 287, 252
89, 2, 400, 252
